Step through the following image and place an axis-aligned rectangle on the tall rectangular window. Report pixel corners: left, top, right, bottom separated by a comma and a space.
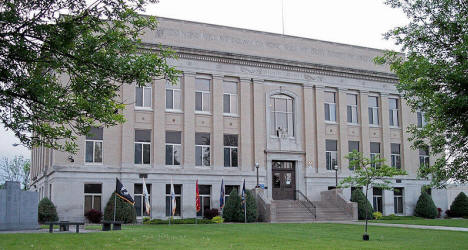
419, 148, 430, 167
223, 81, 238, 115
135, 85, 152, 108
166, 79, 182, 111
370, 142, 381, 168
224, 134, 238, 167
165, 131, 182, 166
197, 185, 211, 218
195, 133, 210, 166
195, 78, 211, 112
391, 143, 401, 169
373, 187, 383, 213
348, 141, 360, 170
389, 98, 399, 127
165, 184, 182, 216
326, 140, 338, 170
134, 184, 151, 217
84, 184, 102, 215
324, 91, 336, 122
394, 187, 404, 214
85, 127, 103, 163
135, 130, 151, 165
368, 96, 379, 126
417, 111, 427, 128
347, 94, 358, 124
270, 94, 294, 137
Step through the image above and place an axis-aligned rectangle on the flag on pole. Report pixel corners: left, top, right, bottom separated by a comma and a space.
241, 179, 246, 209
171, 178, 176, 216
219, 179, 225, 209
195, 180, 201, 213
142, 178, 151, 215
116, 178, 134, 205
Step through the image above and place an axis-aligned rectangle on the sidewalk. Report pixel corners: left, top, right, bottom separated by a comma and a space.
318, 221, 468, 232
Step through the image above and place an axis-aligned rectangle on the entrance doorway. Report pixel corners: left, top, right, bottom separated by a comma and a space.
272, 161, 296, 200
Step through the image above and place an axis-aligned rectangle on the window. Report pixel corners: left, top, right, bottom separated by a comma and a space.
84, 184, 102, 214
197, 185, 211, 218
134, 184, 151, 217
419, 148, 430, 168
223, 81, 238, 115
166, 78, 182, 111
373, 188, 383, 213
326, 140, 338, 170
389, 98, 399, 127
165, 131, 181, 166
225, 185, 239, 203
195, 78, 211, 112
347, 94, 358, 124
195, 133, 210, 166
370, 142, 381, 168
391, 143, 401, 169
165, 184, 182, 217
368, 96, 379, 125
270, 94, 294, 137
324, 91, 336, 122
348, 141, 360, 170
224, 134, 238, 167
85, 127, 103, 163
135, 85, 152, 108
135, 130, 151, 165
394, 187, 404, 214
417, 111, 427, 128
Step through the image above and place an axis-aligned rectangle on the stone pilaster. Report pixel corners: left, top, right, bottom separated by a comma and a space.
240, 77, 253, 171
183, 72, 196, 168
121, 83, 135, 168
314, 85, 325, 173
380, 93, 390, 164
154, 78, 166, 167
212, 74, 224, 169
359, 91, 370, 157
303, 86, 316, 176
252, 79, 266, 171
337, 88, 348, 172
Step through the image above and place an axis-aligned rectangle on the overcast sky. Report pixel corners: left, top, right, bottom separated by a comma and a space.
0, 0, 408, 160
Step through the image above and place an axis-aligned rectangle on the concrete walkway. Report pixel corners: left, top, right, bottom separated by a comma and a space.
318, 221, 468, 232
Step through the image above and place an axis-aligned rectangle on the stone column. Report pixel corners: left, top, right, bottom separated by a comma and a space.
183, 182, 196, 218
400, 98, 417, 177
212, 75, 224, 170
252, 79, 265, 171
240, 77, 253, 171
121, 83, 135, 168
337, 88, 348, 173
303, 86, 316, 177
151, 182, 165, 219
314, 85, 325, 173
183, 72, 196, 168
154, 78, 166, 167
383, 189, 393, 216
359, 91, 370, 157
380, 93, 390, 164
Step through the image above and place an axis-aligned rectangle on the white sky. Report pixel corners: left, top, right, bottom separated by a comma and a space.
0, 0, 408, 160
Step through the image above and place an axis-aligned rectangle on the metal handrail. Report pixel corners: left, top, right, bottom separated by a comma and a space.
294, 189, 316, 219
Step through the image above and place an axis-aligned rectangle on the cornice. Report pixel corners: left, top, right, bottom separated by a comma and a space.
141, 44, 399, 84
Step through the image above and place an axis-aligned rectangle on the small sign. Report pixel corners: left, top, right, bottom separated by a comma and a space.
259, 184, 265, 189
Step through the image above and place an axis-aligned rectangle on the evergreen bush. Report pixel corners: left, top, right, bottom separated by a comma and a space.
245, 189, 257, 222
38, 198, 59, 223
449, 192, 468, 217
222, 189, 242, 222
414, 191, 438, 219
350, 189, 373, 220
103, 192, 136, 223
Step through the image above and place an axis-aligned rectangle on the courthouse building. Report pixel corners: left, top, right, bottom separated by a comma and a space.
30, 17, 452, 221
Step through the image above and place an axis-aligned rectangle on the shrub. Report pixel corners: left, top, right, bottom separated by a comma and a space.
414, 191, 438, 219
103, 192, 136, 224
84, 209, 102, 223
38, 198, 59, 223
143, 217, 151, 223
211, 216, 224, 224
245, 189, 257, 222
223, 189, 242, 222
204, 208, 219, 220
350, 189, 373, 220
373, 211, 383, 220
449, 192, 468, 217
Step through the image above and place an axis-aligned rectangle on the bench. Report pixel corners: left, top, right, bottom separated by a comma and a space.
101, 221, 124, 231
46, 221, 85, 233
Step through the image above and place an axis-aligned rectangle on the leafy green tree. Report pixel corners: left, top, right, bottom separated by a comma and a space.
449, 192, 468, 217
245, 189, 257, 222
0, 0, 179, 153
103, 192, 136, 224
376, 0, 468, 187
414, 191, 438, 219
38, 197, 59, 223
339, 151, 407, 240
222, 189, 242, 222
0, 156, 30, 190
351, 189, 373, 220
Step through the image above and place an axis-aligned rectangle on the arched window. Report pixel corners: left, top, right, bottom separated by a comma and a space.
270, 94, 294, 137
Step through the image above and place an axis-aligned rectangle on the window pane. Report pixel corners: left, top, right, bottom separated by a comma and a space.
85, 141, 94, 163
232, 148, 238, 167
135, 130, 151, 142
84, 184, 102, 193
203, 92, 210, 111
86, 127, 103, 140
195, 78, 210, 91
223, 94, 230, 113
195, 92, 202, 111
166, 89, 173, 109
166, 131, 181, 144
369, 96, 378, 107
389, 98, 398, 109
195, 146, 202, 166
287, 113, 294, 136
347, 94, 357, 105
134, 184, 143, 194
223, 81, 237, 94
195, 133, 210, 145
144, 88, 152, 107
224, 134, 238, 146
330, 104, 336, 121
165, 145, 173, 165
275, 98, 287, 112
135, 195, 142, 217
231, 96, 238, 114
391, 143, 400, 154
203, 147, 210, 166
199, 185, 211, 195
224, 148, 230, 167
325, 92, 335, 103
277, 112, 287, 131
374, 109, 379, 124
93, 196, 101, 211
174, 90, 181, 110
417, 112, 422, 127
325, 103, 330, 121
348, 141, 359, 152
143, 144, 150, 164
347, 106, 352, 123
174, 145, 181, 165
370, 142, 380, 153
94, 142, 102, 163
326, 140, 337, 151
84, 195, 92, 213
165, 184, 182, 194
135, 87, 143, 106
135, 144, 142, 164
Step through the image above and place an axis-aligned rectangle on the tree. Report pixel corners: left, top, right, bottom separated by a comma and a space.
222, 189, 242, 222
449, 192, 468, 217
245, 189, 258, 222
38, 197, 59, 223
103, 192, 136, 224
375, 0, 468, 187
0, 156, 30, 190
414, 191, 438, 218
339, 151, 407, 240
0, 0, 179, 153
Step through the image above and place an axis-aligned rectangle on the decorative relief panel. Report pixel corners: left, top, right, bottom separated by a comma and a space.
135, 112, 152, 124
369, 128, 380, 138
223, 117, 240, 130
390, 129, 401, 140
325, 124, 338, 135
347, 126, 360, 137
166, 113, 183, 126
196, 115, 212, 128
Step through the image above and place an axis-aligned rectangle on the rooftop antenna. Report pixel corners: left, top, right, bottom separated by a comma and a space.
281, 0, 285, 35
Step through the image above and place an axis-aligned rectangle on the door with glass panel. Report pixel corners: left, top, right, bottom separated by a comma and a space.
272, 161, 296, 200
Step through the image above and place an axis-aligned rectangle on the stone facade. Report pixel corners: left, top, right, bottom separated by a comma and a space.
29, 17, 459, 221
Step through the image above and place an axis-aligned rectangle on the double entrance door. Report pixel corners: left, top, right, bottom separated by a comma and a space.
272, 161, 296, 200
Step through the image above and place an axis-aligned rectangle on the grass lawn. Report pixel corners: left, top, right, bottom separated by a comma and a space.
371, 218, 468, 228
1, 223, 467, 249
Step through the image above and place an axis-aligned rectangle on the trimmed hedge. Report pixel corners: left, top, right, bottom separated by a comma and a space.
414, 191, 438, 219
143, 218, 214, 224
449, 192, 468, 217
103, 192, 136, 224
351, 189, 373, 220
38, 198, 59, 223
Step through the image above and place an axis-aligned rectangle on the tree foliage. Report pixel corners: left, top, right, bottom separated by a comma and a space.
449, 192, 468, 217
103, 192, 136, 224
414, 191, 438, 218
222, 189, 242, 222
38, 197, 59, 223
0, 155, 30, 190
0, 0, 179, 153
376, 0, 468, 187
351, 189, 373, 220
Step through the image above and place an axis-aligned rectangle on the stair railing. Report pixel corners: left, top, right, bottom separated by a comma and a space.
294, 189, 316, 219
